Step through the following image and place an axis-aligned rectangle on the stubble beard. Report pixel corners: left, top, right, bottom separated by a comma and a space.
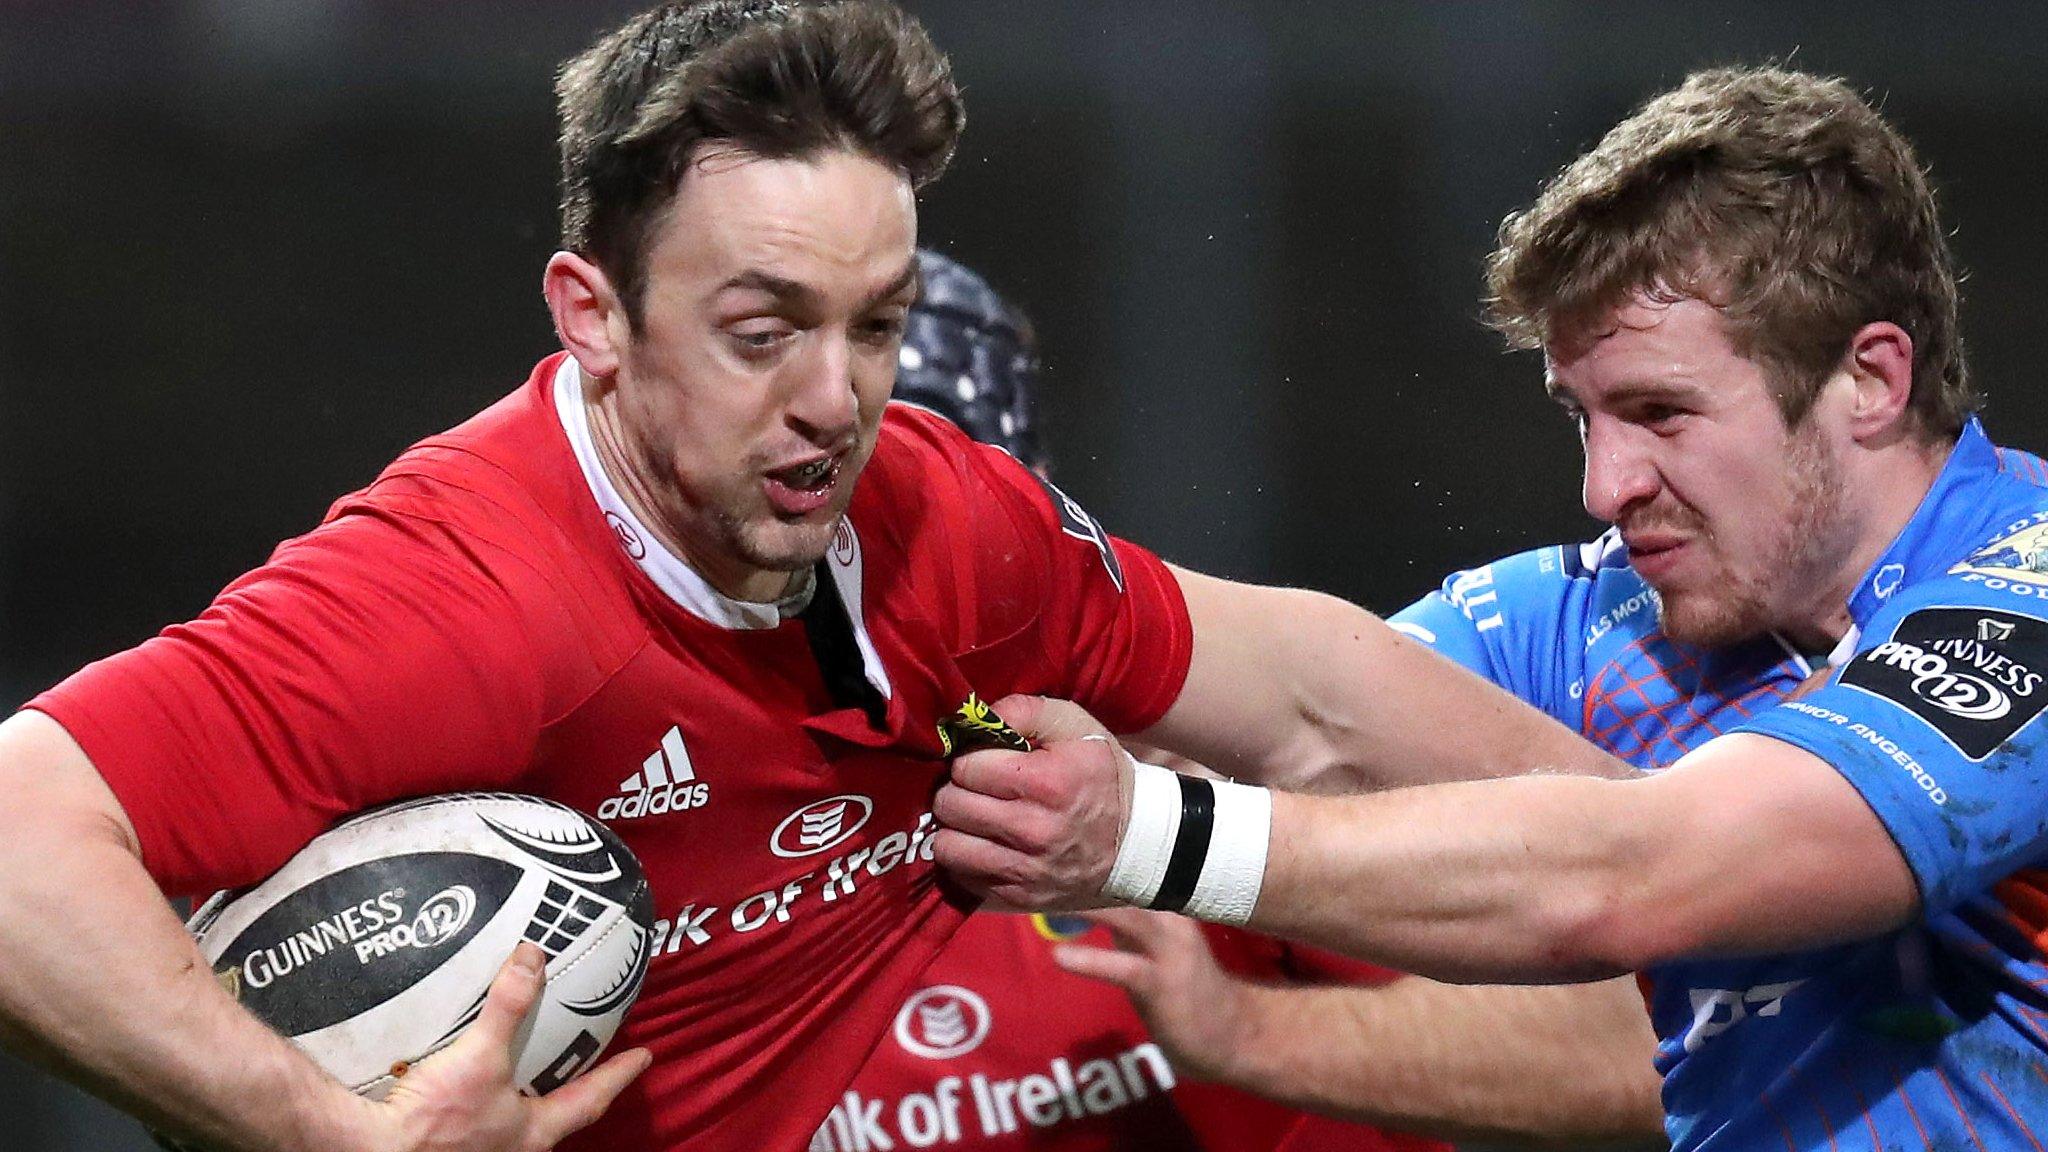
720, 507, 837, 576
642, 446, 824, 583
615, 393, 877, 590
1657, 426, 1850, 649
709, 440, 874, 580
611, 424, 813, 590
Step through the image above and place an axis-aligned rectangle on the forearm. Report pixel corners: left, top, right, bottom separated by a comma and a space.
1251, 776, 1667, 981
1241, 738, 1917, 980
1219, 976, 1666, 1148
0, 716, 376, 1152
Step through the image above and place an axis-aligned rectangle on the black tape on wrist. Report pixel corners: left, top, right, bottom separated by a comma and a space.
1147, 774, 1215, 913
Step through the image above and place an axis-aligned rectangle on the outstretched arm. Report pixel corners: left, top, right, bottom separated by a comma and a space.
1058, 909, 1665, 1148
934, 699, 1917, 982
0, 710, 645, 1152
1250, 732, 1915, 979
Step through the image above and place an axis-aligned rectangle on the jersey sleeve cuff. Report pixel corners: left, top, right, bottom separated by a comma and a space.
1098, 538, 1194, 734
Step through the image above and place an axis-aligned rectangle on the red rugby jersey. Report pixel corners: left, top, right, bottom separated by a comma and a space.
31, 353, 1194, 1151
820, 913, 1450, 1152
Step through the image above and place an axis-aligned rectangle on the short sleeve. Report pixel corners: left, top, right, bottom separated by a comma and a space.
26, 506, 558, 896
1030, 475, 1192, 731
1387, 543, 1592, 727
1736, 577, 2048, 912
879, 410, 1193, 734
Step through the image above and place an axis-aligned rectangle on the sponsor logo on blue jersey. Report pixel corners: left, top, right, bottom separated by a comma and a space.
1840, 606, 2048, 759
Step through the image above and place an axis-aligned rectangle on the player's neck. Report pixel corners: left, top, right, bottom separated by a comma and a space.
1782, 432, 1956, 651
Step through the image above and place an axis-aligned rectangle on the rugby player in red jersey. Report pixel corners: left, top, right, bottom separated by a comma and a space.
0, 5, 1616, 1152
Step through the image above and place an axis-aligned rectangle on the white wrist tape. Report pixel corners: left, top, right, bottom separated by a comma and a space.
1100, 750, 1272, 926
1103, 756, 1182, 907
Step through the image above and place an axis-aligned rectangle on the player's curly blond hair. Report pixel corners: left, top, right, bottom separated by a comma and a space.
555, 0, 963, 328
1486, 66, 1975, 436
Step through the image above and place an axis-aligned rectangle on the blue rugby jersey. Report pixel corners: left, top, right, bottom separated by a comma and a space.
1390, 419, 2048, 1151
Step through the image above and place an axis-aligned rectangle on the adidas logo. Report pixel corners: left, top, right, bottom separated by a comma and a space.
599, 726, 711, 821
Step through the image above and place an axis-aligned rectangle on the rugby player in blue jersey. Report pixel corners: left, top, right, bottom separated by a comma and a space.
934, 66, 2048, 1151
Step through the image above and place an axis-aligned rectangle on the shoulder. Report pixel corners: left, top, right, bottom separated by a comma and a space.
279, 361, 643, 680
1836, 569, 2048, 758
1908, 428, 2048, 601
1391, 531, 1644, 718
339, 361, 587, 540
328, 359, 620, 592
1416, 531, 1633, 635
862, 402, 1036, 505
1939, 507, 2048, 611
855, 402, 1062, 571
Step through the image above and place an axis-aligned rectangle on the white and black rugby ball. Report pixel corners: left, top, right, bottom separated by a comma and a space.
188, 792, 655, 1100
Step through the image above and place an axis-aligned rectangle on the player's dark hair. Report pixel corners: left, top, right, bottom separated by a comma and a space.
555, 0, 963, 327
1486, 65, 1974, 437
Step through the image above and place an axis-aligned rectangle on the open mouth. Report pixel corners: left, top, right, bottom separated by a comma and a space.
763, 454, 845, 516
775, 456, 839, 492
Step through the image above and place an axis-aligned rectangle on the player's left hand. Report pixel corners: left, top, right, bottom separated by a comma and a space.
932, 694, 1131, 909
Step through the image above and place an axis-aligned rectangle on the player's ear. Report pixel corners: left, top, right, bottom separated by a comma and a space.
544, 251, 629, 381
1841, 320, 1915, 441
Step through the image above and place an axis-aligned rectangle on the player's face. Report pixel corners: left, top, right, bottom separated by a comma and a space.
1547, 295, 1861, 648
610, 147, 917, 601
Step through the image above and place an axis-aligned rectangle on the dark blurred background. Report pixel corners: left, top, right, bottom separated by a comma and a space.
6, 2, 2048, 1147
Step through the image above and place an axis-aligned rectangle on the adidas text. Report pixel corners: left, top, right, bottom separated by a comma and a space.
600, 781, 710, 820
600, 726, 711, 820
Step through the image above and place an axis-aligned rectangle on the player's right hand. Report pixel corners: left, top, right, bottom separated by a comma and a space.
367, 943, 651, 1152
932, 695, 1133, 910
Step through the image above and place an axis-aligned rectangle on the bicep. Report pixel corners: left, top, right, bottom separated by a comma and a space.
1148, 565, 1624, 791
1626, 733, 1918, 958
1139, 567, 1345, 785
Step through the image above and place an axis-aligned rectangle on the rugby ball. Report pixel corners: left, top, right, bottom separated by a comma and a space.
187, 792, 655, 1100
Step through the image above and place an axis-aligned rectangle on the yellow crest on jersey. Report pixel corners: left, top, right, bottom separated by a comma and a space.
937, 694, 1031, 757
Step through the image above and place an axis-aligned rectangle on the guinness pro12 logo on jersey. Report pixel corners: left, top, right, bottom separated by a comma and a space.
1841, 606, 2048, 759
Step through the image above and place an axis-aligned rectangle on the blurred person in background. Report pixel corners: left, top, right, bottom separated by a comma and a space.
860, 250, 1660, 1152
